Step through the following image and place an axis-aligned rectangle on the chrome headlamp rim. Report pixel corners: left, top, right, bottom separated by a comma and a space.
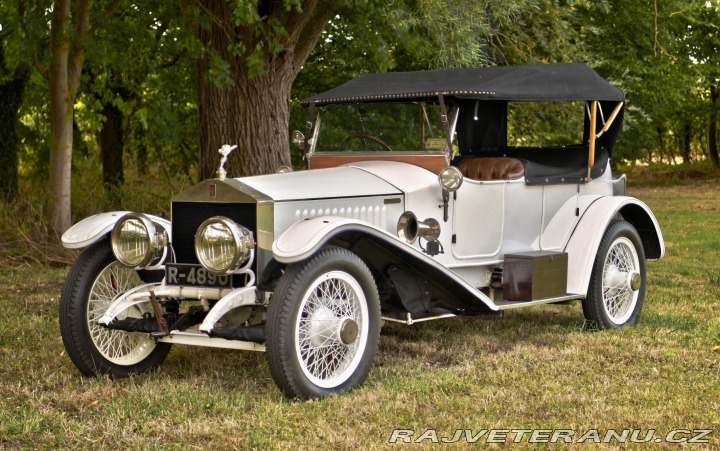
194, 216, 255, 275
110, 212, 163, 268
438, 166, 464, 192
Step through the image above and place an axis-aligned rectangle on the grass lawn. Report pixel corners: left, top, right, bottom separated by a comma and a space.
1, 184, 718, 448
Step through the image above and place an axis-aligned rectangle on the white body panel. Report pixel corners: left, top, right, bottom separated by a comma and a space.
268, 161, 459, 266
239, 161, 642, 300
61, 211, 172, 249
540, 185, 579, 250
345, 160, 439, 207
273, 197, 404, 239
239, 165, 401, 201
269, 160, 663, 303
452, 180, 506, 259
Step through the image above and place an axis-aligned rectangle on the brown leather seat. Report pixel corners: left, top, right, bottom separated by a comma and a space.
456, 157, 525, 181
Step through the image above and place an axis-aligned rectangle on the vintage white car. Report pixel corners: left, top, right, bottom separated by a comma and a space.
60, 63, 664, 399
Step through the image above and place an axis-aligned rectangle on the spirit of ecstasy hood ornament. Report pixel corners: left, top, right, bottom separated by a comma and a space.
216, 144, 237, 180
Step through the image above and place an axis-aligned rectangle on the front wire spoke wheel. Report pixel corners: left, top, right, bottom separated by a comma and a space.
296, 271, 368, 388
60, 240, 171, 377
266, 246, 380, 399
87, 263, 155, 365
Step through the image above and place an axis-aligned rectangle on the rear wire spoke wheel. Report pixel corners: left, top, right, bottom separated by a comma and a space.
60, 240, 171, 377
266, 247, 380, 399
583, 220, 646, 329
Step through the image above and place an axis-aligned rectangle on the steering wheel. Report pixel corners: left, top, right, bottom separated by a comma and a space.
340, 132, 393, 151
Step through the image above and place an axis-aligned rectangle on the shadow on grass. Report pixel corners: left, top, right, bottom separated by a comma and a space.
377, 303, 586, 367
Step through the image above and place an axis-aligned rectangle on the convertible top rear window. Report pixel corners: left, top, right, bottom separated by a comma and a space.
507, 101, 585, 147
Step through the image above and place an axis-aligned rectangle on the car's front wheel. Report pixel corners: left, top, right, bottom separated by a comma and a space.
266, 246, 381, 399
59, 240, 171, 377
583, 220, 646, 329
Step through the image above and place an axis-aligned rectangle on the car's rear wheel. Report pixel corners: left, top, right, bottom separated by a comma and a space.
60, 240, 171, 377
583, 220, 646, 329
266, 246, 381, 399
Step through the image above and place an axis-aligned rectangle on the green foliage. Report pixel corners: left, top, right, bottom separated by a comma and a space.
407, 0, 525, 69
569, 0, 719, 164
288, 0, 532, 165
0, 0, 718, 206
1, 0, 203, 187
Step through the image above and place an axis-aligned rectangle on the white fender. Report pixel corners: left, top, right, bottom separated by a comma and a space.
272, 216, 499, 312
272, 216, 388, 263
61, 211, 172, 250
565, 196, 664, 296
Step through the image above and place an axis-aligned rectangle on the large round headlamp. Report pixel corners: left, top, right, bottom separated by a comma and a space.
111, 213, 166, 268
438, 166, 464, 192
194, 216, 255, 274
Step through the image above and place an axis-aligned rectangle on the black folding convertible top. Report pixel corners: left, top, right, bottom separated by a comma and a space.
301, 63, 624, 105
302, 63, 626, 185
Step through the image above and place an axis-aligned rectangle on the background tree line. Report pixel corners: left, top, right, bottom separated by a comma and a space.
0, 0, 718, 234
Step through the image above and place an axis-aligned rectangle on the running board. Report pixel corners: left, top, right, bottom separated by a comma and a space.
494, 294, 583, 310
157, 330, 266, 352
382, 312, 456, 325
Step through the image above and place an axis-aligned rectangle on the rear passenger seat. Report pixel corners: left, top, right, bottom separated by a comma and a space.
456, 157, 525, 181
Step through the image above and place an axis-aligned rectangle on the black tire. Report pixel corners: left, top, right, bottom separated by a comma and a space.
266, 246, 381, 399
59, 240, 171, 377
583, 220, 646, 329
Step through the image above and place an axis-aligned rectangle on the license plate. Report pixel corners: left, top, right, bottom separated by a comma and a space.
165, 263, 233, 288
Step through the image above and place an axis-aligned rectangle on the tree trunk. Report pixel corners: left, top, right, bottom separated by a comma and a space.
197, 0, 330, 180
709, 84, 719, 167
656, 126, 665, 164
100, 102, 124, 188
49, 0, 75, 234
682, 123, 691, 163
199, 67, 295, 179
0, 71, 28, 200
136, 131, 148, 176
48, 0, 92, 234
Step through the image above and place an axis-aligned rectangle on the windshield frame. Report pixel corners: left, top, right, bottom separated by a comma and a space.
306, 102, 459, 158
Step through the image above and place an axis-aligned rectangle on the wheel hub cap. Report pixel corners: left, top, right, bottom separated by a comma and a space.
629, 271, 641, 291
306, 306, 358, 347
605, 265, 642, 292
307, 306, 340, 347
338, 318, 359, 345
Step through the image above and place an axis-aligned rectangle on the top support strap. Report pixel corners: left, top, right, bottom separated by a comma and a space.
438, 93, 454, 161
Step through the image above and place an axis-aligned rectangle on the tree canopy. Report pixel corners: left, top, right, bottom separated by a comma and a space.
0, 0, 717, 231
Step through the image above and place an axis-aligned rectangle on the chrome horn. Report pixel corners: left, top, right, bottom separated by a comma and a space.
397, 211, 441, 244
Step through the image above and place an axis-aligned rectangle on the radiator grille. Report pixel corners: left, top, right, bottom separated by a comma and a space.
171, 201, 257, 265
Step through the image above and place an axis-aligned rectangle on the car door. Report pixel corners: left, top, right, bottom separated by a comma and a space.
451, 180, 505, 259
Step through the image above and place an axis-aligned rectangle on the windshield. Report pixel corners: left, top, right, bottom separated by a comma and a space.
313, 102, 454, 153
